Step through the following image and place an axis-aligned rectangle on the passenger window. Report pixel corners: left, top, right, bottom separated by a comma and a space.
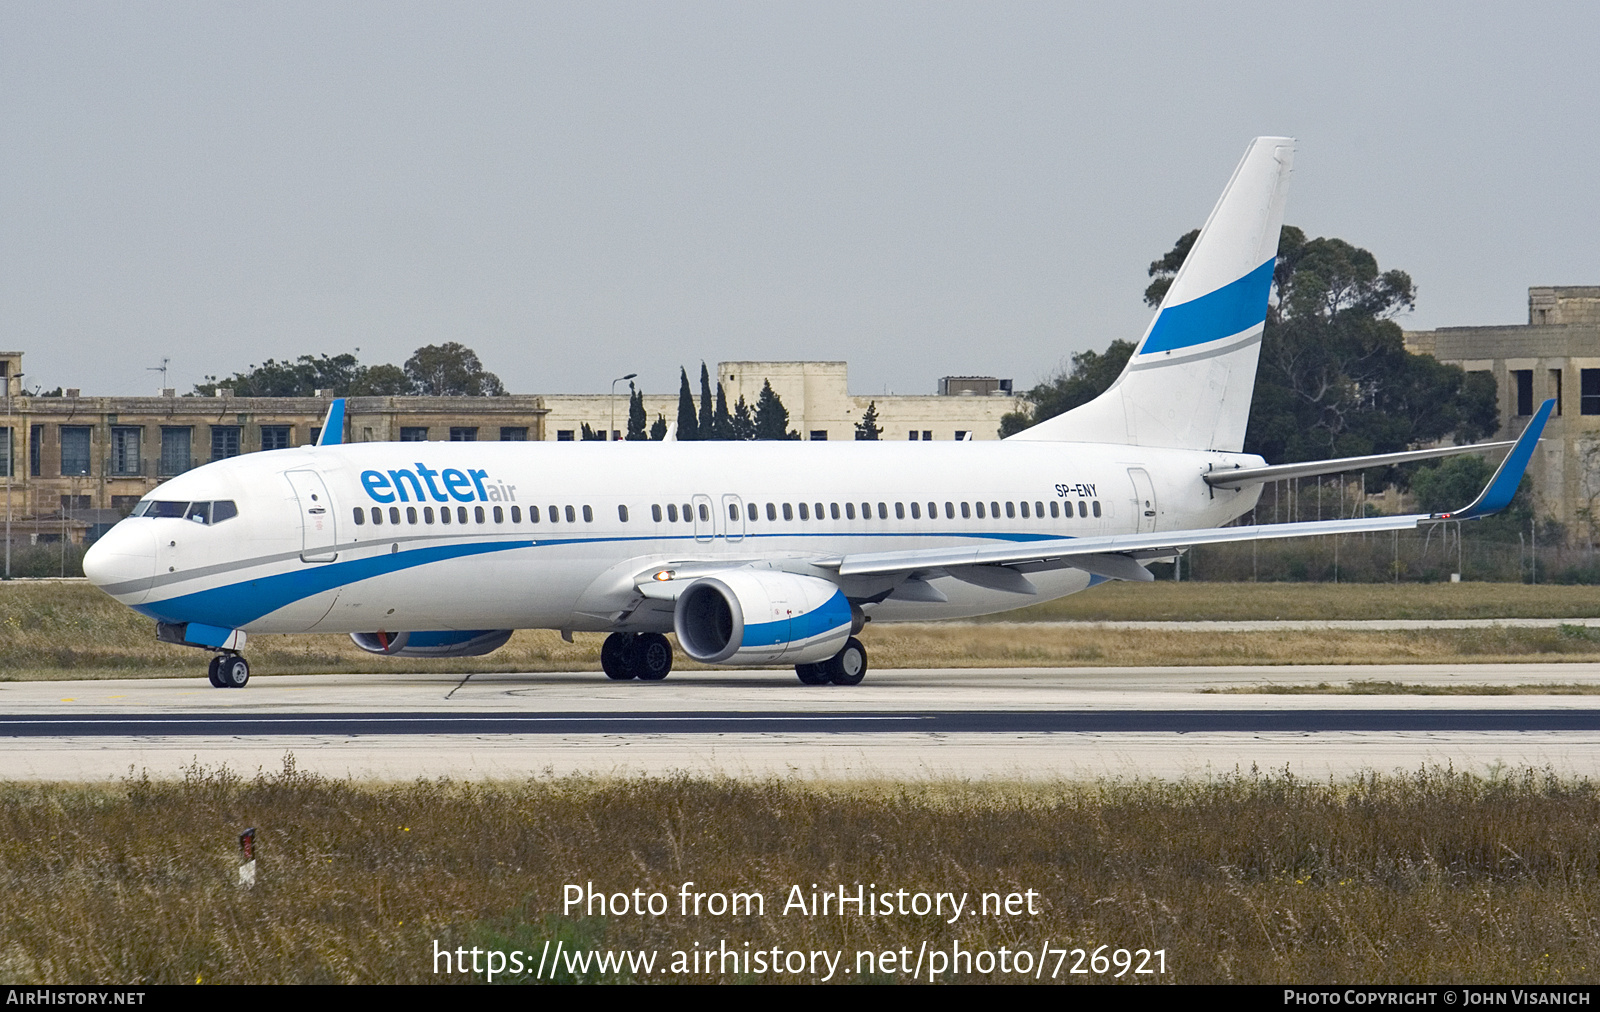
694, 504, 705, 522
1035, 501, 1044, 517
458, 506, 469, 524
618, 505, 628, 523
583, 505, 594, 523
353, 508, 365, 526
799, 503, 809, 521
877, 502, 888, 520
565, 505, 576, 523
681, 503, 692, 521
991, 501, 1000, 518
845, 502, 856, 520
767, 503, 777, 521
653, 504, 663, 522
860, 502, 871, 519
212, 501, 238, 523
728, 503, 738, 520
371, 507, 383, 525
391, 507, 402, 524
1006, 502, 1016, 519
493, 506, 504, 523
747, 502, 758, 521
975, 502, 985, 519
424, 507, 435, 524
510, 506, 520, 523
910, 502, 920, 519
945, 502, 955, 519
831, 503, 840, 520
1050, 501, 1059, 518
441, 507, 452, 525
1020, 502, 1029, 518
1092, 501, 1102, 518
895, 502, 905, 519
1078, 501, 1087, 518
927, 502, 936, 519
549, 505, 559, 523
667, 503, 679, 522
783, 503, 794, 521
408, 507, 418, 524
528, 506, 538, 523
961, 502, 970, 519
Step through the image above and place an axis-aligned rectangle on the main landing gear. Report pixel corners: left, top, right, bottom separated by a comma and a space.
601, 632, 674, 681
207, 652, 250, 689
795, 637, 867, 686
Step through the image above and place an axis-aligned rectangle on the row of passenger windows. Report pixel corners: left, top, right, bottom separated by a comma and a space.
354, 504, 595, 527
353, 497, 1104, 531
654, 499, 1102, 522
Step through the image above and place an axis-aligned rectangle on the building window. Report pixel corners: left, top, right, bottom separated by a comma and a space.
922, 431, 932, 440
908, 431, 918, 440
60, 426, 91, 476
29, 425, 41, 477
159, 427, 192, 475
309, 427, 322, 444
110, 427, 142, 476
450, 427, 478, 441
399, 427, 429, 442
500, 427, 528, 441
1513, 370, 1533, 416
261, 425, 291, 450
954, 430, 968, 441
810, 430, 827, 441
1551, 370, 1563, 416
557, 430, 575, 441
111, 495, 142, 515
1583, 370, 1600, 416
60, 494, 91, 511
211, 426, 241, 461
0, 426, 10, 478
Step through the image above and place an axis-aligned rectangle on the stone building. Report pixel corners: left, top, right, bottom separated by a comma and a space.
1404, 286, 1600, 536
539, 361, 1016, 443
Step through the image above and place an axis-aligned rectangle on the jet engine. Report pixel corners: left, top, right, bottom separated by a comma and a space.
673, 571, 853, 665
350, 629, 513, 658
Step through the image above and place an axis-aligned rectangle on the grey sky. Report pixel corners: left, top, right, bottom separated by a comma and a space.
3, 2, 1595, 399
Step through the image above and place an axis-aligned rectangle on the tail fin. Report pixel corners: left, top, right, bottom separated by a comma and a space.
1010, 136, 1294, 450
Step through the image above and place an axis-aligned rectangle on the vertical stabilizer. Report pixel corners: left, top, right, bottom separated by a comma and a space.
1010, 137, 1294, 450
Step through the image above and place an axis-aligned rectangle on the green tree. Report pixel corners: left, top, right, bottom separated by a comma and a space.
349, 363, 415, 396
698, 363, 716, 440
1143, 228, 1200, 308
854, 400, 883, 440
579, 422, 604, 441
731, 395, 755, 440
753, 380, 799, 440
625, 383, 648, 440
999, 341, 1135, 437
194, 352, 387, 397
404, 343, 506, 396
650, 413, 668, 440
675, 368, 699, 441
1413, 454, 1534, 541
713, 382, 735, 440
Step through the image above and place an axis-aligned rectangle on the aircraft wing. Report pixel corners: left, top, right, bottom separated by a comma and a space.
829, 399, 1553, 583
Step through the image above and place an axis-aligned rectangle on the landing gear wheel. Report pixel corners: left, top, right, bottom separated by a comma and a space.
795, 662, 829, 685
219, 654, 250, 689
207, 655, 226, 688
824, 638, 867, 686
601, 633, 636, 680
632, 633, 673, 681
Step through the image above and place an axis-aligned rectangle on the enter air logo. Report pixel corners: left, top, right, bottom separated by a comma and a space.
360, 464, 518, 504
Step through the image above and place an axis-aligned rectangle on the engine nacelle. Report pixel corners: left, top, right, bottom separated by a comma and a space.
674, 571, 852, 665
350, 629, 513, 658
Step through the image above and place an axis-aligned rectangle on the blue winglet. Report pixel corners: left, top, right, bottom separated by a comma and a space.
317, 398, 346, 446
1436, 398, 1553, 521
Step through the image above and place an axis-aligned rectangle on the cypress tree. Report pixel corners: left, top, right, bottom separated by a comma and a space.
854, 400, 883, 440
625, 383, 648, 440
698, 362, 716, 439
650, 413, 668, 440
753, 379, 798, 440
713, 382, 735, 439
675, 367, 699, 440
731, 395, 755, 440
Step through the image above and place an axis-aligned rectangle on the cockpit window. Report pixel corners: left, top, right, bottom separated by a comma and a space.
133, 499, 238, 525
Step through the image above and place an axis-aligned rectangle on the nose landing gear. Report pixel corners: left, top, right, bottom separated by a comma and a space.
207, 653, 250, 688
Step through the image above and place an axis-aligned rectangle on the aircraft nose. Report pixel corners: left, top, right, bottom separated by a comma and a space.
83, 522, 156, 605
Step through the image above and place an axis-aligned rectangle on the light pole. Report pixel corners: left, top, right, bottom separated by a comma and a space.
5, 370, 19, 579
610, 373, 637, 442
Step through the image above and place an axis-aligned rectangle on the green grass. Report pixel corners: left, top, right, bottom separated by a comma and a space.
5, 762, 1600, 984
1207, 680, 1600, 695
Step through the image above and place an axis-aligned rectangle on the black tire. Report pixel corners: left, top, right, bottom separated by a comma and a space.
207, 655, 226, 688
825, 638, 867, 686
633, 633, 673, 681
600, 633, 636, 680
220, 655, 250, 689
795, 663, 829, 685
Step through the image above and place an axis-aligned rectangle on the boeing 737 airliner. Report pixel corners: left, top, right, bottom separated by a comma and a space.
83, 138, 1550, 688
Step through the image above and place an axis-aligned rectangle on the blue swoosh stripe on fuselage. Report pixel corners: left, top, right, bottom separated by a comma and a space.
132, 528, 1078, 628
1139, 257, 1275, 355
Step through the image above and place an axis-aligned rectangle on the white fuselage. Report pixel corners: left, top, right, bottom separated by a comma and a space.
85, 439, 1264, 639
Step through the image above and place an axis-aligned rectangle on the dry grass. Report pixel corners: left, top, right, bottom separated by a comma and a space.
8, 582, 1600, 679
3, 762, 1599, 984
1207, 680, 1600, 695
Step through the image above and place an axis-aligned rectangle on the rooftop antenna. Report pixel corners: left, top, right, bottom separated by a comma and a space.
147, 357, 171, 393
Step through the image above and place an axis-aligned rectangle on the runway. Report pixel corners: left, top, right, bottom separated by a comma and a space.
6, 663, 1600, 780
